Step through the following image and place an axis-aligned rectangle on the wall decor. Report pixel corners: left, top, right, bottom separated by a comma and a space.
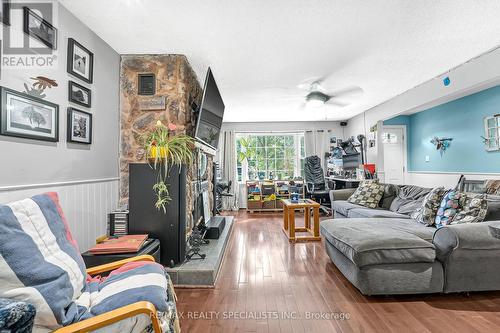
67, 38, 94, 83
483, 115, 500, 151
23, 7, 57, 50
23, 76, 58, 99
67, 108, 92, 144
138, 73, 156, 95
68, 80, 91, 108
0, 86, 59, 141
139, 96, 166, 110
1, 0, 10, 26
430, 137, 453, 156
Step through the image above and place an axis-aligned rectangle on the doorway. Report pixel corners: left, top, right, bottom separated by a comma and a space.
382, 125, 407, 184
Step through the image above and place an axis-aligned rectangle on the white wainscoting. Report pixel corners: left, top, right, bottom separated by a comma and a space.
406, 172, 500, 188
0, 178, 119, 252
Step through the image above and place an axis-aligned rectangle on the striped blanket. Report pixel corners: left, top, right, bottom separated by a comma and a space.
0, 193, 178, 332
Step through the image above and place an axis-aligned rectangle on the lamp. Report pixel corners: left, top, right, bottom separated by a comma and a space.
305, 91, 328, 108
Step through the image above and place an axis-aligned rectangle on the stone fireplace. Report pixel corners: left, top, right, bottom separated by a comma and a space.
119, 54, 213, 234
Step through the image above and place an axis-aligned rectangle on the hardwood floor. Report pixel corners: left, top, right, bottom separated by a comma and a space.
176, 211, 500, 333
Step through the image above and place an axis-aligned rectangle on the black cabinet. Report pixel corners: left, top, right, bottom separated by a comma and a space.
128, 163, 186, 267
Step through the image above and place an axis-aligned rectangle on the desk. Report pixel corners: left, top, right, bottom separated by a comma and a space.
326, 176, 361, 189
281, 199, 321, 243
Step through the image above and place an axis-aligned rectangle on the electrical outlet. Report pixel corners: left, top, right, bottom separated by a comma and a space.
425, 155, 430, 162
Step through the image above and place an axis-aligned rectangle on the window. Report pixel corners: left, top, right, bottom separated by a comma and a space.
382, 132, 398, 144
484, 115, 500, 151
236, 133, 305, 181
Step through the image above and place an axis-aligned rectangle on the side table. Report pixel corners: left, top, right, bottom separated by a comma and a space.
81, 238, 161, 268
281, 199, 321, 243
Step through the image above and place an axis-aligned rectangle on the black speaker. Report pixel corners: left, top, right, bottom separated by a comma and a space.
128, 163, 186, 267
340, 121, 348, 126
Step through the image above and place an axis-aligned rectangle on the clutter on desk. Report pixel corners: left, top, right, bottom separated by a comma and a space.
326, 134, 377, 181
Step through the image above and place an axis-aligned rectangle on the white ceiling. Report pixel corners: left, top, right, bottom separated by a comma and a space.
60, 0, 500, 122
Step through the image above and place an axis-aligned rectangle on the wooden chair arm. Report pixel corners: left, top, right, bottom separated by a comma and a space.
53, 301, 161, 333
86, 254, 156, 276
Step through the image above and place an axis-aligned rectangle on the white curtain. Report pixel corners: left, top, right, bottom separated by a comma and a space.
304, 130, 330, 163
220, 130, 239, 211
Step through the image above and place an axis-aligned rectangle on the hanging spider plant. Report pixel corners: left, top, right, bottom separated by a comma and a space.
144, 120, 194, 213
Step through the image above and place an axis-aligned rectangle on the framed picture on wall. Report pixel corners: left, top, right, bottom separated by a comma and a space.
68, 80, 91, 108
23, 6, 57, 49
1, 0, 11, 26
67, 38, 94, 83
0, 87, 59, 142
67, 108, 92, 144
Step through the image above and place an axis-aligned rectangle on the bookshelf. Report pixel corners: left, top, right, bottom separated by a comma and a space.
246, 180, 305, 213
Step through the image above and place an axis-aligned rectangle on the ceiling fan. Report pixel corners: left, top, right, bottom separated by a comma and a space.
297, 78, 364, 110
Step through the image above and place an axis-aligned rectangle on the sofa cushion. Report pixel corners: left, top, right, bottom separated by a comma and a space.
320, 218, 436, 267
0, 193, 87, 329
333, 200, 363, 217
379, 183, 399, 210
347, 181, 384, 209
390, 185, 431, 214
485, 195, 500, 221
411, 187, 446, 226
347, 207, 411, 219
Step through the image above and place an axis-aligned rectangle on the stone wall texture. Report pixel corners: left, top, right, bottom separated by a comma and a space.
120, 54, 211, 229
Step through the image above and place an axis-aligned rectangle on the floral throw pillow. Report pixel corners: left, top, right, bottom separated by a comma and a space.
347, 181, 384, 209
435, 191, 461, 228
411, 187, 446, 226
452, 192, 488, 224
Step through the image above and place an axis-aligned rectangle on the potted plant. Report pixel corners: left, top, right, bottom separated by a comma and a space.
144, 120, 194, 213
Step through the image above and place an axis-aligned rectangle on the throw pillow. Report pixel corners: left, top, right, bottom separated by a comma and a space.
347, 181, 384, 209
452, 192, 488, 224
379, 183, 399, 210
435, 190, 461, 228
411, 187, 446, 225
485, 195, 500, 221
389, 185, 431, 214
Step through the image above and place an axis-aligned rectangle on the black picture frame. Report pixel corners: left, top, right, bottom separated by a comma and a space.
68, 80, 91, 108
67, 108, 92, 144
1, 0, 10, 26
138, 73, 156, 95
23, 6, 57, 50
0, 86, 59, 142
67, 38, 94, 83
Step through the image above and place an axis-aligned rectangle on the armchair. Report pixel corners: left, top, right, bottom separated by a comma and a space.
0, 193, 179, 333
55, 255, 165, 333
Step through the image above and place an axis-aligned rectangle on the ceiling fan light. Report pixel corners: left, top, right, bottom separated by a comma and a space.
305, 90, 328, 108
306, 98, 324, 108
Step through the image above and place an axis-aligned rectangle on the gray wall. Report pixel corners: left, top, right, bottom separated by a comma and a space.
0, 3, 120, 187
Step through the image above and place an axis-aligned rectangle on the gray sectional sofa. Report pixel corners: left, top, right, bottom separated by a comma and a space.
321, 183, 500, 295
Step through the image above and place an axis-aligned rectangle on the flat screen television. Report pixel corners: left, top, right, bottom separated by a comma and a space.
194, 68, 225, 150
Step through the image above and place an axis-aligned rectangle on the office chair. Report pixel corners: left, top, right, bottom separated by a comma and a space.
304, 155, 332, 215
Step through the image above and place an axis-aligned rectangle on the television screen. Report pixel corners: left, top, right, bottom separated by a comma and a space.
195, 68, 224, 149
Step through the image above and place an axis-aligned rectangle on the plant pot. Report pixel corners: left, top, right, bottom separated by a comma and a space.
148, 146, 169, 164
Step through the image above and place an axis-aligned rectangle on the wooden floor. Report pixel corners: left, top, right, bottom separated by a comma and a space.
176, 211, 500, 333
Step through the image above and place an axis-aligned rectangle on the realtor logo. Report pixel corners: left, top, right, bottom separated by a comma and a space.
1, 0, 58, 71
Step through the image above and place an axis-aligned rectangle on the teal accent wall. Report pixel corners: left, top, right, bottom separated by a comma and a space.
383, 115, 410, 127
385, 85, 500, 173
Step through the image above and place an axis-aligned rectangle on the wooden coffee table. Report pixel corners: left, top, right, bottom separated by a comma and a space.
281, 199, 321, 243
